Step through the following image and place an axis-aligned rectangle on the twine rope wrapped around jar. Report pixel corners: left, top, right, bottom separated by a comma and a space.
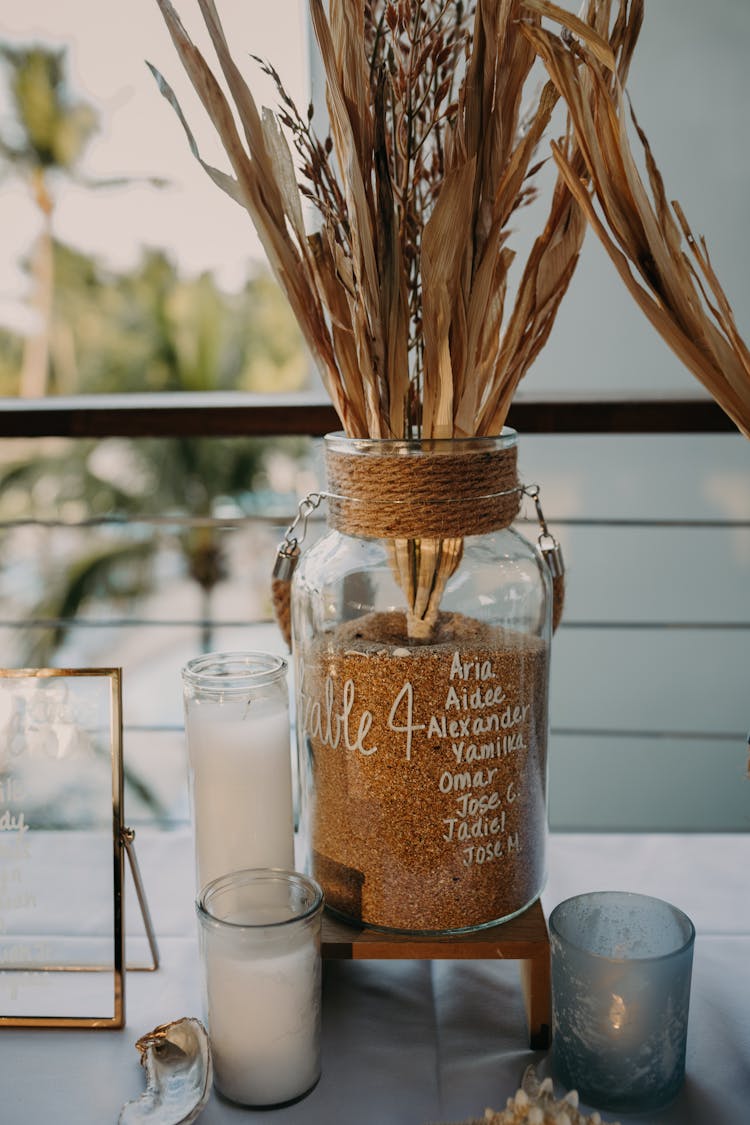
325, 440, 522, 539
272, 437, 565, 644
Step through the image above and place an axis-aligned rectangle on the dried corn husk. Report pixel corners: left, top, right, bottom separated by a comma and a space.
523, 0, 750, 438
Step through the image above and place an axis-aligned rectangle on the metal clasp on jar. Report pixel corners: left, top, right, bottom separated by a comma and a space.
524, 484, 565, 579
273, 491, 328, 581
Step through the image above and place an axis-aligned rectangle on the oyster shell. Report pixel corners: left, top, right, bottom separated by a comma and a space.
119, 1017, 212, 1125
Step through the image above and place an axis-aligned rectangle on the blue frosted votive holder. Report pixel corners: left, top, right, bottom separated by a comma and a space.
549, 891, 695, 1114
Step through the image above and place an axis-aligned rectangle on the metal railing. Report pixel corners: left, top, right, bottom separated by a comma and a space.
1, 392, 747, 832
0, 389, 736, 438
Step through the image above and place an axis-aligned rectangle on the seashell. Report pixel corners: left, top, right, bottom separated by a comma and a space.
478, 1066, 620, 1125
119, 1017, 212, 1125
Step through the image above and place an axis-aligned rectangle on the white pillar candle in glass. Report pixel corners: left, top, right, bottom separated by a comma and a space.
197, 868, 324, 1107
182, 652, 295, 889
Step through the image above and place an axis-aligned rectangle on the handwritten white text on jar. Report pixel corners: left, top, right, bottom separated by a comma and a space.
463, 834, 521, 866
302, 676, 376, 755
442, 784, 518, 838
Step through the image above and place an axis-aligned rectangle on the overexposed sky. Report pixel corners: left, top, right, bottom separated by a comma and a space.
1, 0, 748, 401
0, 0, 309, 322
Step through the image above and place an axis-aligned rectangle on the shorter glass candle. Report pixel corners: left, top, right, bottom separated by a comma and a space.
197, 868, 324, 1108
550, 891, 695, 1114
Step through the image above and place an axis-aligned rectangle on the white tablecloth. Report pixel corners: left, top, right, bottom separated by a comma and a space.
1, 831, 748, 1124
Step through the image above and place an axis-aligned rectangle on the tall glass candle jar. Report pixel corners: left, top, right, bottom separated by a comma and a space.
182, 652, 295, 890
197, 868, 323, 1107
293, 431, 551, 934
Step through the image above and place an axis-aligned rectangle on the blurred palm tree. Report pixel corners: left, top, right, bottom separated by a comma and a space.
0, 44, 98, 397
0, 43, 166, 396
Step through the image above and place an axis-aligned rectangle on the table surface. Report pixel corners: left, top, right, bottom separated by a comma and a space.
1, 830, 748, 1124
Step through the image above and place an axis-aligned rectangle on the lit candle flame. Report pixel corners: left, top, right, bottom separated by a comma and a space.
609, 993, 627, 1031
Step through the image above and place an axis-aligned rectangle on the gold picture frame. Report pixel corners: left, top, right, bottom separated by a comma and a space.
0, 668, 158, 1029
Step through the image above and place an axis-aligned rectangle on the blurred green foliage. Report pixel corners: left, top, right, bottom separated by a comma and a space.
0, 242, 309, 397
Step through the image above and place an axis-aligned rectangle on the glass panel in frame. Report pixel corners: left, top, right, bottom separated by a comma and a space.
0, 668, 124, 1027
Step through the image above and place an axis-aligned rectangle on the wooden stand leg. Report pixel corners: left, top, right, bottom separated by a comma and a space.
519, 946, 551, 1049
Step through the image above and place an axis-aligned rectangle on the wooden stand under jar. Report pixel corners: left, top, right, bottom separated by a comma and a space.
321, 899, 551, 1050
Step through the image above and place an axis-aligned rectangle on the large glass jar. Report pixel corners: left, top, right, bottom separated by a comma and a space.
293, 431, 551, 934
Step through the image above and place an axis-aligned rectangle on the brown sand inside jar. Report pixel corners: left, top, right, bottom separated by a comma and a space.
298, 609, 549, 932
